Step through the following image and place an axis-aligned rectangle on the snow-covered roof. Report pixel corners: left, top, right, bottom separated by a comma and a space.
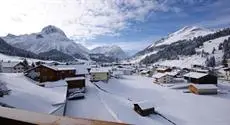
140, 70, 150, 74
184, 72, 208, 79
167, 71, 179, 76
1, 62, 21, 68
43, 64, 76, 71
75, 64, 88, 74
44, 80, 68, 88
65, 77, 85, 81
152, 73, 169, 78
90, 68, 109, 73
156, 67, 170, 71
190, 84, 217, 90
113, 71, 123, 75
135, 101, 154, 110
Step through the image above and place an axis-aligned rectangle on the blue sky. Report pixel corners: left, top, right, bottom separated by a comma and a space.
0, 0, 230, 55
87, 0, 230, 54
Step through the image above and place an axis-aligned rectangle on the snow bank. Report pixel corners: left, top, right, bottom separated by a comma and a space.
0, 73, 66, 114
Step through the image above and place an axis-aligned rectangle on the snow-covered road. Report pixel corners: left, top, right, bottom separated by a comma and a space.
65, 79, 116, 122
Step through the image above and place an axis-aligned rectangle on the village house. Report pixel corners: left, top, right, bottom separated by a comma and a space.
0, 62, 26, 73
140, 70, 150, 76
189, 84, 218, 95
90, 68, 110, 82
24, 64, 76, 83
156, 67, 172, 73
183, 72, 217, 84
152, 73, 174, 84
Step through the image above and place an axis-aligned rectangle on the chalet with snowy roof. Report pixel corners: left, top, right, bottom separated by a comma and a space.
152, 73, 173, 84
25, 64, 76, 83
140, 70, 150, 76
0, 62, 26, 73
133, 101, 155, 116
189, 84, 218, 95
90, 68, 110, 82
183, 72, 217, 84
156, 67, 172, 73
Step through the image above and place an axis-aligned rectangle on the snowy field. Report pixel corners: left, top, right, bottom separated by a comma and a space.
65, 75, 230, 125
0, 53, 54, 64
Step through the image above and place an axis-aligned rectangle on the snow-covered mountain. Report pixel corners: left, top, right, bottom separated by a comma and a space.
91, 45, 128, 60
130, 27, 230, 69
151, 26, 213, 47
3, 25, 89, 60
130, 26, 214, 63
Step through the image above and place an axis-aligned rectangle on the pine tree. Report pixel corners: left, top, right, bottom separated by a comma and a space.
31, 62, 35, 67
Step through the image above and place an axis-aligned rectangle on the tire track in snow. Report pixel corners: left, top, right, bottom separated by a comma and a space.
91, 82, 122, 123
93, 82, 177, 125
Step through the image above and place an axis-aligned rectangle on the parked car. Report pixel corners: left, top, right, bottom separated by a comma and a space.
68, 92, 85, 100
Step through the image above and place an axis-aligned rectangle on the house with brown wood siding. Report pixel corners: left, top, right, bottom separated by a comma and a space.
24, 64, 76, 83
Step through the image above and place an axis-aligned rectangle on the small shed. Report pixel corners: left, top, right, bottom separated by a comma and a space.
184, 72, 217, 84
189, 84, 218, 95
133, 101, 155, 116
65, 77, 86, 94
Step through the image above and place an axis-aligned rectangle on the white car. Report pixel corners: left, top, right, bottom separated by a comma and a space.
68, 92, 85, 100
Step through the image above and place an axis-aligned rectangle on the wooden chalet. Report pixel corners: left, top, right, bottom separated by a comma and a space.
133, 102, 155, 116
189, 84, 218, 95
184, 72, 217, 84
25, 64, 76, 83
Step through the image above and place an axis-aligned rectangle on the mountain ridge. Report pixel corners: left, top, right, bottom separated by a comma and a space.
91, 45, 128, 60
2, 25, 89, 60
130, 26, 215, 63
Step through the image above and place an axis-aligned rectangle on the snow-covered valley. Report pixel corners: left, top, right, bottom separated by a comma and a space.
65, 75, 230, 125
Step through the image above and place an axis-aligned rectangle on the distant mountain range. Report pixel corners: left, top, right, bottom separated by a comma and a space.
2, 25, 89, 60
2, 25, 229, 65
1, 25, 128, 62
91, 45, 128, 60
0, 37, 45, 60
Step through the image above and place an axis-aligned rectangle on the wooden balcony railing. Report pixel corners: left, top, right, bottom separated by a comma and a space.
0, 107, 128, 125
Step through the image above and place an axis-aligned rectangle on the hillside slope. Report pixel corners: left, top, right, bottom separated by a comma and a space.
131, 26, 214, 63
142, 28, 230, 68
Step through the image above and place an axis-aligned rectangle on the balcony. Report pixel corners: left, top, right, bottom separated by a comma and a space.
0, 107, 128, 125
